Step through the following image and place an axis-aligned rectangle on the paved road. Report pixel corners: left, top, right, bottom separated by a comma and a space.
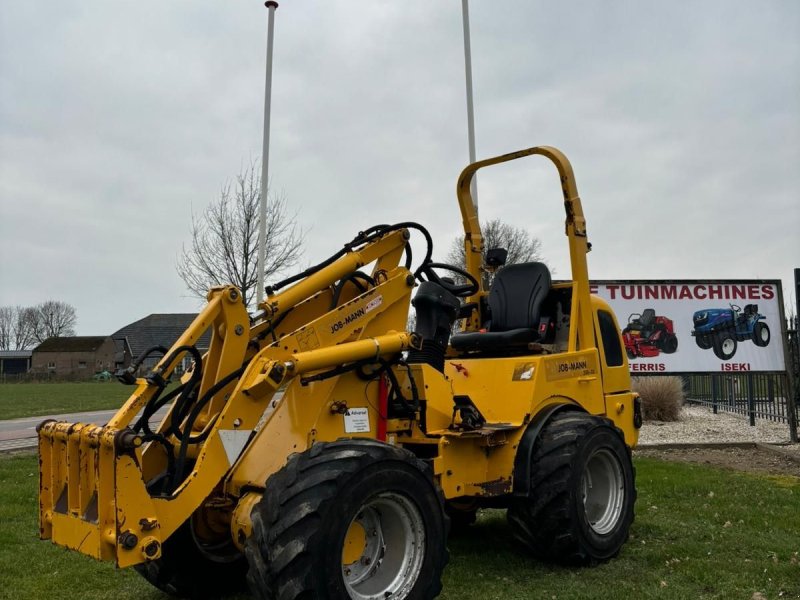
0, 407, 167, 452
0, 390, 283, 453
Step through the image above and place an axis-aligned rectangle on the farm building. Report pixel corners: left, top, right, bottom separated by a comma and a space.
0, 350, 32, 376
31, 337, 116, 379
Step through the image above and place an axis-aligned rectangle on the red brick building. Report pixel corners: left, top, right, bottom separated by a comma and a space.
31, 336, 116, 379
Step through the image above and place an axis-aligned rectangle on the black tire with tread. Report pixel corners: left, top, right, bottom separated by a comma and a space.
712, 333, 737, 360
695, 334, 712, 350
444, 499, 479, 534
134, 521, 248, 599
661, 334, 678, 354
752, 322, 770, 347
245, 439, 449, 600
507, 411, 636, 566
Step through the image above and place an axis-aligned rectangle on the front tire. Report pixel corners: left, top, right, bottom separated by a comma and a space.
507, 412, 636, 565
134, 519, 248, 599
444, 499, 479, 534
695, 334, 712, 350
246, 439, 448, 600
712, 334, 737, 360
661, 334, 678, 354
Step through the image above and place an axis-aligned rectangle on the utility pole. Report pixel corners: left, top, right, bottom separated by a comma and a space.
256, 1, 279, 306
791, 268, 800, 442
461, 0, 478, 216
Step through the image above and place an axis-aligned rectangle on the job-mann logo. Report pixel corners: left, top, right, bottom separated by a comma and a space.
330, 306, 366, 335
557, 359, 588, 373
545, 355, 597, 381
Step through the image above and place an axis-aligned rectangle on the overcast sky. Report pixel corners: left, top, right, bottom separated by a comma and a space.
1, 1, 798, 336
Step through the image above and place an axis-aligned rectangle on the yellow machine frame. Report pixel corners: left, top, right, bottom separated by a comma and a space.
38, 146, 639, 570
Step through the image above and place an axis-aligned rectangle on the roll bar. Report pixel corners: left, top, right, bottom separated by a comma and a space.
455, 145, 593, 350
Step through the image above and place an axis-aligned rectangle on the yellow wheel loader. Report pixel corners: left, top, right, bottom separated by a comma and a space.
38, 146, 641, 599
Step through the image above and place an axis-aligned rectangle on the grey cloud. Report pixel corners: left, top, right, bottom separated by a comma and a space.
1, 0, 798, 336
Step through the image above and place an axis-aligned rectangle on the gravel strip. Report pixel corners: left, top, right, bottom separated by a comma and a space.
638, 405, 796, 449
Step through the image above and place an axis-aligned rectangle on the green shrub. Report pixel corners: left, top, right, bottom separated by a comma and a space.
631, 376, 684, 422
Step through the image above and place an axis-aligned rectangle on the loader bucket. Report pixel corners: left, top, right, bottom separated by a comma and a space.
37, 420, 162, 568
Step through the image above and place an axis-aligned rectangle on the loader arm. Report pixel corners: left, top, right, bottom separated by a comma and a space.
38, 225, 420, 568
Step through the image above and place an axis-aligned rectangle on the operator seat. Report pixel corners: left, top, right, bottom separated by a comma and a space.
450, 262, 551, 353
639, 309, 656, 328
626, 309, 655, 334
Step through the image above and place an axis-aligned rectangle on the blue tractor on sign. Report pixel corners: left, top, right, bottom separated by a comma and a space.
691, 303, 770, 360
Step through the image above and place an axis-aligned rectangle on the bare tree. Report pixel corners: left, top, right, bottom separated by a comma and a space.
176, 162, 304, 309
0, 306, 37, 350
0, 306, 13, 350
0, 304, 60, 350
446, 218, 545, 273
32, 301, 77, 343
17, 307, 39, 349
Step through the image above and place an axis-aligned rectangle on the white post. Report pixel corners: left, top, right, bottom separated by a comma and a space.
461, 0, 478, 216
256, 1, 279, 306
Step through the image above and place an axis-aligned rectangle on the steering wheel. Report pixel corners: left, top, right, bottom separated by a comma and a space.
418, 262, 480, 298
730, 304, 741, 313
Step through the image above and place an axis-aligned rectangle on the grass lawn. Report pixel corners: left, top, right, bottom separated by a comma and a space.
1, 453, 797, 599
0, 382, 133, 420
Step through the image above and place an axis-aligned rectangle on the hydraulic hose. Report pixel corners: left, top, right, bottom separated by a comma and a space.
135, 345, 204, 438
169, 364, 248, 491
134, 382, 186, 435
266, 222, 434, 294
355, 357, 419, 416
132, 345, 168, 370
329, 271, 376, 310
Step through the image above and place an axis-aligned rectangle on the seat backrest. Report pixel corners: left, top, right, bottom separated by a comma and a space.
639, 309, 656, 327
487, 262, 551, 331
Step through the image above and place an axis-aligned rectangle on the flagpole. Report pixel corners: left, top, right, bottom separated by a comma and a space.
461, 0, 478, 216
256, 1, 279, 305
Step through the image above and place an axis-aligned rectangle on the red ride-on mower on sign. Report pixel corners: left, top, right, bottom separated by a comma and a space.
622, 309, 679, 359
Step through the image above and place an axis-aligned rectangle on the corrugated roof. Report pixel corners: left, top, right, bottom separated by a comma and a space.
111, 314, 211, 361
0, 350, 32, 359
34, 336, 110, 353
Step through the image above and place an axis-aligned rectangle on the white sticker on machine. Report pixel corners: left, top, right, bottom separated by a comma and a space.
365, 295, 383, 313
344, 407, 371, 433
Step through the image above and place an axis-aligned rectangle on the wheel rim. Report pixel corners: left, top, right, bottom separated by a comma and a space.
759, 327, 769, 343
721, 337, 735, 354
342, 492, 425, 600
581, 448, 625, 535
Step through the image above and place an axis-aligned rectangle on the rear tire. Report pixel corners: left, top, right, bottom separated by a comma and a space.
246, 439, 449, 600
752, 322, 770, 347
507, 412, 636, 565
134, 519, 248, 599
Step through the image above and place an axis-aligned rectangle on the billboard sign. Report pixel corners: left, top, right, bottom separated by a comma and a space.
590, 280, 786, 373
